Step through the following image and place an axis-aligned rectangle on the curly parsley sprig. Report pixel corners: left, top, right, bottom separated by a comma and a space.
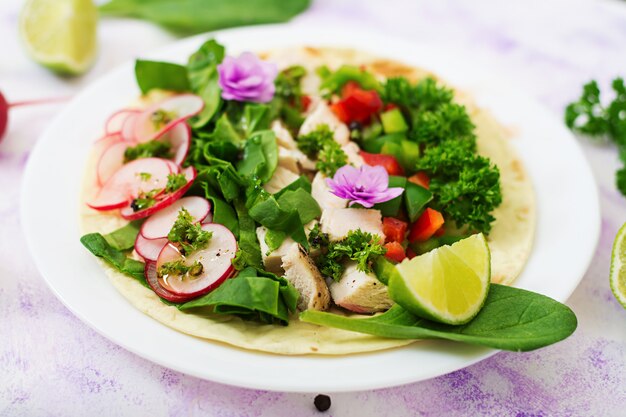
565, 78, 626, 195
297, 124, 348, 176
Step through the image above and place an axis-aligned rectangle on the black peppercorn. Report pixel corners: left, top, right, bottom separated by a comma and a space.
314, 394, 331, 412
130, 199, 141, 212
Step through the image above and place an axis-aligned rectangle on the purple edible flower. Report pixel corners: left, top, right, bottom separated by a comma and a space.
326, 165, 404, 208
217, 52, 278, 103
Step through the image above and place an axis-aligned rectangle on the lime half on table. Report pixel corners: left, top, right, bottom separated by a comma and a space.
19, 0, 98, 75
389, 233, 491, 325
610, 222, 626, 309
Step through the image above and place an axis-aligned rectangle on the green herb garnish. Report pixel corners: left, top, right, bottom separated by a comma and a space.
307, 222, 329, 251
274, 65, 307, 104
158, 259, 204, 277
150, 109, 177, 129
565, 78, 626, 195
165, 172, 188, 193
167, 208, 212, 255
415, 139, 501, 234
297, 124, 348, 176
124, 140, 172, 162
130, 189, 160, 212
317, 230, 387, 281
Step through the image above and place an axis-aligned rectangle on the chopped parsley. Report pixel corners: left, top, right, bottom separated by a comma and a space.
308, 222, 329, 250
130, 189, 159, 212
297, 125, 348, 176
124, 140, 172, 162
165, 173, 188, 193
167, 208, 212, 255
382, 76, 454, 113
157, 259, 203, 278
150, 109, 177, 129
138, 172, 152, 181
316, 230, 387, 281
565, 78, 626, 195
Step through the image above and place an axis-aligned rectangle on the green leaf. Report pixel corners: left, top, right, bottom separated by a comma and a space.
237, 130, 278, 183
318, 65, 381, 97
99, 0, 311, 35
301, 284, 577, 352
276, 188, 321, 224
187, 39, 225, 128
102, 221, 142, 251
135, 60, 190, 94
80, 233, 145, 282
273, 175, 312, 199
242, 104, 272, 136
233, 199, 262, 269
404, 181, 433, 222
373, 176, 406, 217
248, 197, 308, 249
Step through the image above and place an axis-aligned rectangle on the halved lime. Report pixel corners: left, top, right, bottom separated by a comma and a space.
19, 0, 98, 75
610, 222, 626, 309
389, 233, 491, 324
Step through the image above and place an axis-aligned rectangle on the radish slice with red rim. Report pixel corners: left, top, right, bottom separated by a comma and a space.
201, 213, 213, 224
119, 166, 197, 220
105, 109, 140, 136
135, 234, 168, 262
140, 196, 211, 240
97, 139, 134, 186
163, 121, 191, 165
133, 94, 203, 143
87, 157, 172, 210
121, 111, 139, 141
145, 261, 196, 303
156, 223, 237, 296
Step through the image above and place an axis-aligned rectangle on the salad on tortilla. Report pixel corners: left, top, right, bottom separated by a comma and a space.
80, 39, 576, 355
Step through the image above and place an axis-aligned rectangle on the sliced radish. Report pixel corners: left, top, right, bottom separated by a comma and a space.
133, 94, 203, 143
105, 109, 140, 136
140, 196, 211, 240
163, 121, 191, 165
97, 139, 130, 186
119, 166, 197, 220
156, 223, 237, 297
145, 261, 196, 303
135, 234, 168, 262
121, 112, 139, 141
202, 213, 213, 224
87, 158, 172, 211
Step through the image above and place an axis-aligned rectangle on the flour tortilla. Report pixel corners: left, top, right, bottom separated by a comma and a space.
80, 47, 535, 355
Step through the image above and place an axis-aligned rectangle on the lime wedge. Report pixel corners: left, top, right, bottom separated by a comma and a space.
19, 0, 98, 75
389, 233, 491, 324
610, 222, 626, 309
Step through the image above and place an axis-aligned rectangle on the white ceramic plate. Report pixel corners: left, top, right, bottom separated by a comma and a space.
21, 25, 600, 393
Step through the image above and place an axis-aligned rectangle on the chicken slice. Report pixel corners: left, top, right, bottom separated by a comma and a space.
311, 172, 347, 211
281, 243, 331, 311
278, 147, 316, 174
271, 120, 297, 150
330, 262, 393, 313
342, 142, 365, 167
299, 101, 350, 145
320, 208, 384, 242
262, 166, 299, 194
256, 226, 296, 275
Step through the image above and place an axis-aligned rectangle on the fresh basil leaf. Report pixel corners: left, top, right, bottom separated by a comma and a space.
301, 284, 577, 352
99, 0, 311, 35
135, 60, 190, 94
102, 221, 142, 251
80, 233, 145, 282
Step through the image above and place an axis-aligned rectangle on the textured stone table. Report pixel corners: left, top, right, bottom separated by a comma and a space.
3, 0, 626, 415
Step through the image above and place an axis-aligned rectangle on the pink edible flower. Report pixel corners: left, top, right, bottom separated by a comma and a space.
217, 52, 278, 103
326, 165, 404, 208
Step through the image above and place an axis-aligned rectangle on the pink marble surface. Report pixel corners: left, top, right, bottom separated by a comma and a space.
3, 0, 626, 415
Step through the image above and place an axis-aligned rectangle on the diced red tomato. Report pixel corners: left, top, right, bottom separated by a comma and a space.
408, 208, 445, 243
384, 241, 406, 262
331, 83, 383, 124
383, 217, 408, 243
408, 171, 430, 189
434, 226, 445, 237
300, 95, 312, 111
406, 246, 417, 260
359, 151, 405, 176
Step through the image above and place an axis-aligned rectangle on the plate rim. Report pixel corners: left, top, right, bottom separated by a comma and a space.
20, 24, 601, 392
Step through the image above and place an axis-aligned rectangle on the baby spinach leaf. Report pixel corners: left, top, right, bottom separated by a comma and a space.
80, 233, 145, 282
248, 197, 308, 249
273, 175, 311, 198
276, 188, 321, 224
300, 284, 577, 352
135, 60, 190, 94
100, 0, 311, 35
233, 199, 262, 269
187, 39, 225, 128
236, 130, 278, 183
102, 221, 142, 251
